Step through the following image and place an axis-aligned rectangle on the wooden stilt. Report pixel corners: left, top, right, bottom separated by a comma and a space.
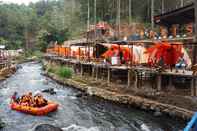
127, 69, 131, 87
80, 64, 83, 76
73, 64, 76, 74
95, 66, 98, 80
194, 78, 197, 96
191, 78, 195, 96
134, 71, 138, 88
107, 67, 111, 85
168, 76, 173, 89
157, 74, 162, 91
92, 65, 95, 78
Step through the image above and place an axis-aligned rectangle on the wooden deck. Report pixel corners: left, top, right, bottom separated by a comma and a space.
44, 54, 197, 96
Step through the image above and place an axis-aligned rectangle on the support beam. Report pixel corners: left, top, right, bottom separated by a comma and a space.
194, 78, 197, 96
134, 71, 138, 88
191, 78, 195, 96
95, 66, 98, 80
107, 68, 111, 85
168, 76, 173, 89
80, 64, 83, 76
92, 65, 95, 78
157, 74, 162, 91
127, 69, 131, 87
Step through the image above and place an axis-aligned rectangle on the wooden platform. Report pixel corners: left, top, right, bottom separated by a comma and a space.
44, 54, 197, 96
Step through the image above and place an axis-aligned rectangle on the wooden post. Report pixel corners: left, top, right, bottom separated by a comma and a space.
157, 74, 162, 91
107, 67, 111, 85
127, 69, 131, 87
80, 63, 83, 76
191, 78, 195, 96
134, 71, 138, 88
92, 65, 95, 78
95, 66, 98, 80
193, 77, 197, 96
168, 76, 173, 89
73, 64, 76, 74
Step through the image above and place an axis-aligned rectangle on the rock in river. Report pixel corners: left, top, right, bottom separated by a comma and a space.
34, 124, 63, 131
42, 88, 56, 95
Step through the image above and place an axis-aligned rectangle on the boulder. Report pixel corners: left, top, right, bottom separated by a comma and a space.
34, 124, 63, 131
0, 120, 5, 129
42, 88, 56, 95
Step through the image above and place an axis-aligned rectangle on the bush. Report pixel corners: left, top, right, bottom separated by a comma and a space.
57, 66, 73, 78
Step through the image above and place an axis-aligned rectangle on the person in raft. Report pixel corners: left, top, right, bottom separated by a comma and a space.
11, 92, 20, 103
11, 92, 48, 107
33, 93, 48, 107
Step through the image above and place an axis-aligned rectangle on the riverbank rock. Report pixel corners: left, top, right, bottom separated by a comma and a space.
42, 88, 56, 95
154, 110, 162, 117
0, 120, 5, 129
34, 124, 63, 131
0, 65, 17, 78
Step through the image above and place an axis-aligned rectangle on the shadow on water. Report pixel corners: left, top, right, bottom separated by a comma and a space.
0, 62, 185, 131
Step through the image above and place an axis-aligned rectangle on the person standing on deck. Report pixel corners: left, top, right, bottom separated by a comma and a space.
175, 53, 186, 73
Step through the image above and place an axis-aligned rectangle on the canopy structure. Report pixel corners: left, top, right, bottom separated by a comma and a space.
154, 3, 194, 26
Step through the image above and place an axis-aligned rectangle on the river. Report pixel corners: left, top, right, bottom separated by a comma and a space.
0, 62, 185, 131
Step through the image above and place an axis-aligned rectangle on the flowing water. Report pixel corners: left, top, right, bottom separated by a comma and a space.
0, 62, 185, 131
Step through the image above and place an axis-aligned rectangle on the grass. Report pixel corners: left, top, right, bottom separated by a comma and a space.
47, 65, 73, 79
57, 66, 73, 78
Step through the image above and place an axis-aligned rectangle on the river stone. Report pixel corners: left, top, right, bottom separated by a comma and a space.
42, 88, 56, 95
0, 120, 5, 129
154, 111, 162, 117
34, 124, 63, 131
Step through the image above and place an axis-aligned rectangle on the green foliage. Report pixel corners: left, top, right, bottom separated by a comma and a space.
57, 66, 73, 78
47, 65, 73, 78
0, 0, 190, 52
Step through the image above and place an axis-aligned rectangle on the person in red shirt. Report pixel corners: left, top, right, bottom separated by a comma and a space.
11, 92, 20, 103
